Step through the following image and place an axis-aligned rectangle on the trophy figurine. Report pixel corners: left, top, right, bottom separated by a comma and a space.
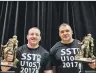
0, 35, 19, 67
75, 33, 96, 62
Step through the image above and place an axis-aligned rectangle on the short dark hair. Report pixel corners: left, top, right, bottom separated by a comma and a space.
59, 23, 72, 31
28, 27, 41, 35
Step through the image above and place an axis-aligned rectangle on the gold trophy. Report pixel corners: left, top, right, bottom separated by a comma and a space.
75, 33, 96, 62
0, 35, 19, 67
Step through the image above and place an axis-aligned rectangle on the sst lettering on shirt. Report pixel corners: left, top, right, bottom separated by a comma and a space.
61, 48, 80, 68
20, 53, 41, 73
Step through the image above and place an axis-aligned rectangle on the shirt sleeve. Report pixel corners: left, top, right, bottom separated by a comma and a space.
42, 52, 52, 70
15, 46, 23, 73
50, 46, 58, 66
16, 46, 22, 60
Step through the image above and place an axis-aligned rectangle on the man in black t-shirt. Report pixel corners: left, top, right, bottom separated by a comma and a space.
1, 27, 52, 73
50, 23, 96, 73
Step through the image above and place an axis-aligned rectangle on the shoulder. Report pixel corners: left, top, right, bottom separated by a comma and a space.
74, 39, 81, 42
17, 44, 27, 52
73, 39, 81, 44
39, 46, 49, 53
50, 41, 61, 53
38, 46, 50, 58
72, 39, 82, 48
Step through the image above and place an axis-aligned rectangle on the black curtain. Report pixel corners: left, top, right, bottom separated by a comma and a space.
0, 1, 96, 71
0, 1, 96, 52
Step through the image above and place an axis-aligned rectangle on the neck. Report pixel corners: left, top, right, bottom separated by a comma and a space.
27, 44, 39, 48
61, 39, 74, 44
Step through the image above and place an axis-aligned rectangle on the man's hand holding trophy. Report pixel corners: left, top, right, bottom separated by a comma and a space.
75, 33, 96, 69
0, 35, 19, 68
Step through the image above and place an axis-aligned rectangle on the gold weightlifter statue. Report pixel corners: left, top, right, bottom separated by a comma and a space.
75, 33, 96, 62
0, 35, 18, 67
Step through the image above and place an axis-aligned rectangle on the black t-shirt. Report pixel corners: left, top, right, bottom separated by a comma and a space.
50, 39, 85, 73
15, 44, 52, 73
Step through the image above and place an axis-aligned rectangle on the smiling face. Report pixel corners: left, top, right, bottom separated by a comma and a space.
59, 24, 73, 44
27, 27, 41, 47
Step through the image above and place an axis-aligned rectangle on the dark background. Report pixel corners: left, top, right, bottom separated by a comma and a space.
0, 1, 96, 70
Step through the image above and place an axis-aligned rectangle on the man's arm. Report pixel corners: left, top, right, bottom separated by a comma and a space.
88, 60, 96, 69
1, 66, 11, 71
52, 66, 56, 73
44, 70, 53, 73
1, 51, 14, 71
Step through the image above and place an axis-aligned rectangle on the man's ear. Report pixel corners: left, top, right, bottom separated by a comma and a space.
72, 30, 73, 35
59, 32, 61, 37
39, 36, 41, 41
26, 35, 28, 40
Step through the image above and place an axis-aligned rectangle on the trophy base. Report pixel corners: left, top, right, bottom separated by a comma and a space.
0, 61, 17, 68
75, 57, 96, 62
